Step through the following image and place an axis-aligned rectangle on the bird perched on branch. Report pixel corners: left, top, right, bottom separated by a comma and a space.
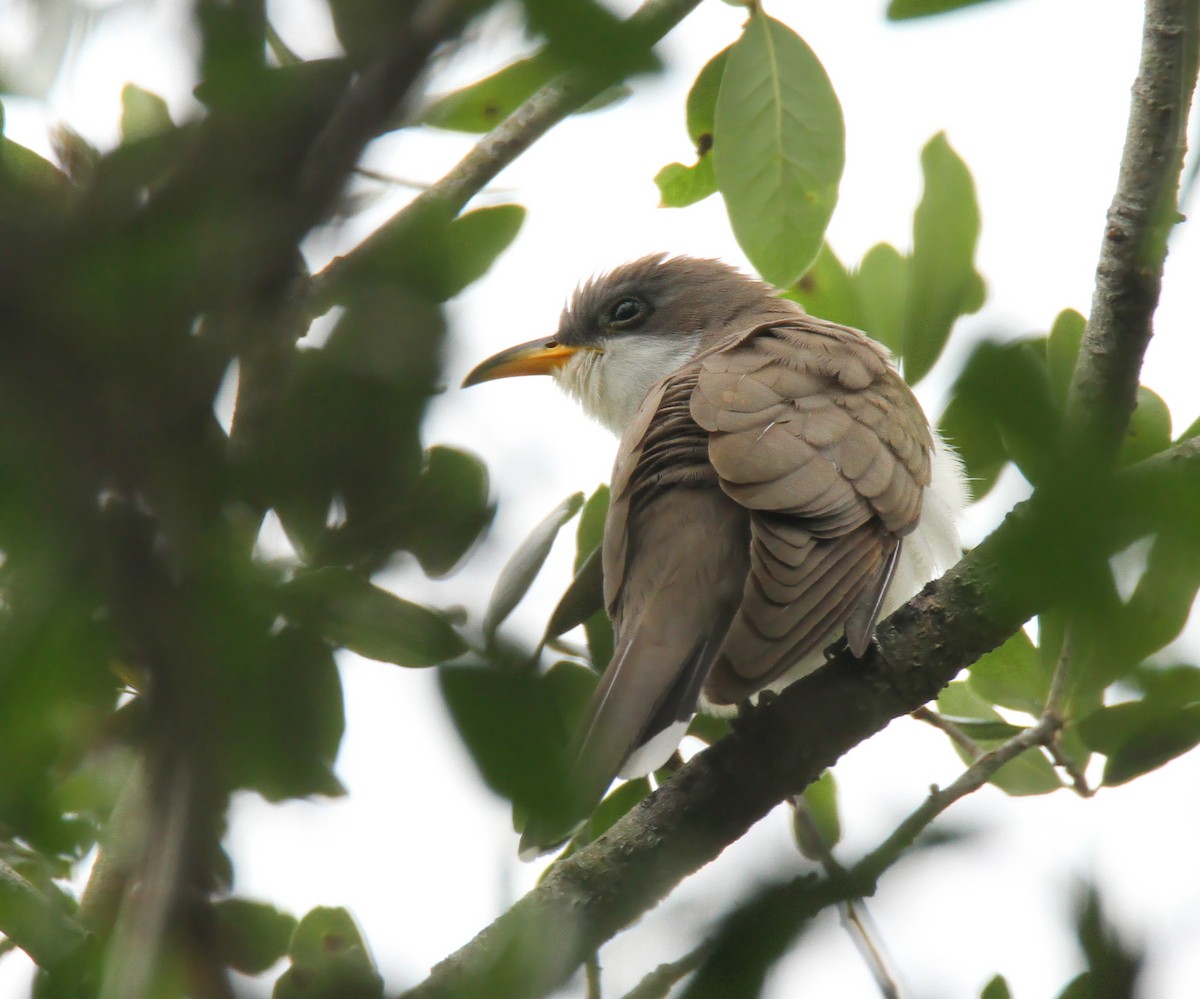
464, 255, 967, 855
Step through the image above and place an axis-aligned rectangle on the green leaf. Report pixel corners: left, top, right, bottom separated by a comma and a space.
227, 626, 347, 801
340, 202, 526, 303
575, 485, 609, 573
938, 390, 1007, 501
948, 339, 1058, 487
687, 712, 732, 745
654, 48, 727, 209
288, 568, 467, 667
888, 0, 1006, 18
1118, 525, 1200, 662
405, 446, 494, 578
713, 12, 845, 286
439, 662, 576, 825
654, 156, 717, 208
1046, 308, 1086, 406
1117, 385, 1172, 466
980, 974, 1013, 999
438, 204, 528, 300
544, 546, 604, 641
687, 47, 729, 144
273, 907, 382, 999
854, 242, 909, 357
120, 84, 173, 143
521, 0, 659, 80
903, 133, 985, 384
0, 127, 73, 220
969, 629, 1051, 716
1078, 700, 1200, 785
793, 770, 840, 857
485, 492, 584, 642
422, 54, 559, 133
214, 898, 297, 974
786, 243, 864, 330
939, 717, 1026, 740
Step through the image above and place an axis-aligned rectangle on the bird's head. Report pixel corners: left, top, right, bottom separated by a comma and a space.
462, 254, 799, 433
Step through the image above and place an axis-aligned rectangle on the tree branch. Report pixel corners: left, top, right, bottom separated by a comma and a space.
0, 858, 91, 974
310, 0, 706, 311
1065, 0, 1200, 458
400, 437, 1200, 999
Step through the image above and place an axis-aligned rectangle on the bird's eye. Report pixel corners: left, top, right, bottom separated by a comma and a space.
608, 296, 647, 328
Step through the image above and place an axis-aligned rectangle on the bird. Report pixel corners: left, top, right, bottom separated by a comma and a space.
463, 254, 968, 855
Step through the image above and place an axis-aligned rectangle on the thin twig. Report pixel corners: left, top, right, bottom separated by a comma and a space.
853, 714, 1062, 887
1047, 740, 1094, 798
618, 942, 712, 999
911, 706, 982, 758
310, 0, 705, 311
791, 801, 903, 999
585, 952, 602, 999
1042, 626, 1094, 797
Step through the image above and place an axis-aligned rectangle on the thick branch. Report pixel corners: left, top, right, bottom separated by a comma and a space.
1065, 0, 1200, 457
400, 437, 1200, 999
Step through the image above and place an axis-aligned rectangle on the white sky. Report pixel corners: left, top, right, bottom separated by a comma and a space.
2, 0, 1199, 996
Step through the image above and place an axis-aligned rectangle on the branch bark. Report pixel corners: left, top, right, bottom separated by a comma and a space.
1065, 0, 1200, 458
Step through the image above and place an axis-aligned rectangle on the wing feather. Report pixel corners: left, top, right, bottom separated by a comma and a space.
690, 318, 932, 703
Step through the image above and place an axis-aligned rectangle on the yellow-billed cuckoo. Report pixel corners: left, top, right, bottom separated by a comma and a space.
464, 255, 967, 855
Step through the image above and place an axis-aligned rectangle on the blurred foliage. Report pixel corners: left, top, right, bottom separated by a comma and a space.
0, 0, 1196, 997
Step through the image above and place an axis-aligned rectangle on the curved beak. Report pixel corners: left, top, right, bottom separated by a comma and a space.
462, 337, 596, 388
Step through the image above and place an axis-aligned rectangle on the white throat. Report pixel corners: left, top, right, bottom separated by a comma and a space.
553, 335, 702, 435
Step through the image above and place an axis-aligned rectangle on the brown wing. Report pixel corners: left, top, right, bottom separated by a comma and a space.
562, 368, 748, 818
690, 318, 932, 704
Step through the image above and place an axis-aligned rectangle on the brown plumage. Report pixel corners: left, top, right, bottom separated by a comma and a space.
462, 256, 962, 855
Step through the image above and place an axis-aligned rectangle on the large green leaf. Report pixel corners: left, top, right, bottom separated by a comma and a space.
224, 625, 347, 802
654, 157, 717, 208
273, 907, 382, 999
938, 390, 1008, 502
120, 83, 173, 143
422, 53, 632, 133
1079, 698, 1200, 786
903, 133, 985, 384
793, 769, 840, 857
484, 492, 584, 642
287, 568, 466, 667
405, 446, 494, 578
439, 661, 578, 825
336, 202, 526, 303
888, 0, 1008, 17
968, 629, 1052, 716
981, 974, 1013, 999
713, 12, 844, 286
1046, 308, 1086, 406
944, 339, 1058, 488
854, 242, 909, 356
214, 898, 297, 975
785, 243, 863, 330
1117, 386, 1172, 466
